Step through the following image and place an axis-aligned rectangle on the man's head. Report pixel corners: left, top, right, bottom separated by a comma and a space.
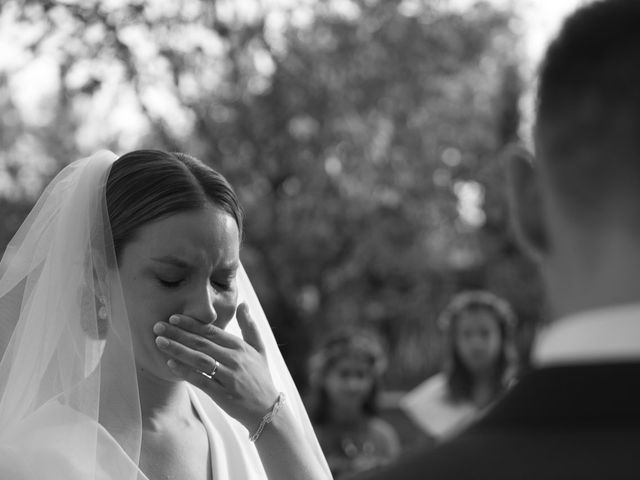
508, 0, 640, 315
535, 0, 640, 227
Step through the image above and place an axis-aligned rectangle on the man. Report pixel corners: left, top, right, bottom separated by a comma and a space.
352, 1, 640, 478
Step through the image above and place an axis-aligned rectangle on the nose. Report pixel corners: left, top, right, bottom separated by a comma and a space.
183, 282, 218, 325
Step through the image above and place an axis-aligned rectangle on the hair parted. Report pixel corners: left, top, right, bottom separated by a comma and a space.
535, 0, 640, 225
105, 150, 243, 259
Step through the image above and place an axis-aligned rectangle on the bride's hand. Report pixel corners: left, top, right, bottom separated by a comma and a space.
153, 303, 279, 430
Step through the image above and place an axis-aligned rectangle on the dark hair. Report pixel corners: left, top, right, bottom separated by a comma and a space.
105, 150, 243, 259
439, 291, 515, 404
307, 327, 387, 425
535, 0, 640, 225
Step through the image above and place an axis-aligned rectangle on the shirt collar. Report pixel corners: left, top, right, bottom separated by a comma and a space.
532, 303, 640, 367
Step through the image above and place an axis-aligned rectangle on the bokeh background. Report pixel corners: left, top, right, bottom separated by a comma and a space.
0, 0, 584, 394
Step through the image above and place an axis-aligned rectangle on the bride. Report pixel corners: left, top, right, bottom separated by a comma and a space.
0, 150, 331, 479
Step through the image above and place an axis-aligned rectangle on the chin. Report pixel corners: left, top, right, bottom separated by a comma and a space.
133, 348, 172, 381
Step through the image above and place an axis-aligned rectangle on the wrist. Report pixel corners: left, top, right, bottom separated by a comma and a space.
249, 392, 285, 443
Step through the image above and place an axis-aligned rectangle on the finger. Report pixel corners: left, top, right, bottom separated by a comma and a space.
168, 314, 242, 349
154, 322, 237, 365
236, 303, 265, 355
169, 314, 242, 348
166, 359, 231, 395
155, 335, 225, 378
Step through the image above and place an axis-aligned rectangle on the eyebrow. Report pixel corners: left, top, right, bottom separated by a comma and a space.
150, 255, 240, 273
150, 256, 192, 268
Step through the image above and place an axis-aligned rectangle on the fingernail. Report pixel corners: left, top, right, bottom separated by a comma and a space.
169, 315, 180, 325
153, 323, 165, 334
155, 336, 169, 348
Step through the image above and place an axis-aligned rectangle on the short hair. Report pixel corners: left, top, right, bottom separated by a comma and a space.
535, 0, 640, 225
106, 150, 243, 259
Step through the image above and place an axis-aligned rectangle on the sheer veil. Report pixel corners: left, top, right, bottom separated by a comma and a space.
0, 151, 330, 479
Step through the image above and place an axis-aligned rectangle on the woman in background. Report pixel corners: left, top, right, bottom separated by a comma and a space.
401, 290, 518, 442
309, 327, 400, 479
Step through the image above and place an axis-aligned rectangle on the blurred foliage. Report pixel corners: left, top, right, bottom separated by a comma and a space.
0, 0, 543, 389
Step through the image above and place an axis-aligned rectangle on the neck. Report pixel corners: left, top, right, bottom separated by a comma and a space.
328, 403, 365, 426
470, 372, 497, 407
136, 368, 192, 429
471, 369, 495, 386
99, 354, 193, 433
545, 228, 640, 320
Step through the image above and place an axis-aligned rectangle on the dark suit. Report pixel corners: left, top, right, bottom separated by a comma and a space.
351, 363, 640, 480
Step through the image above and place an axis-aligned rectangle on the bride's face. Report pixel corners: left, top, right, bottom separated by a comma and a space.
117, 204, 240, 380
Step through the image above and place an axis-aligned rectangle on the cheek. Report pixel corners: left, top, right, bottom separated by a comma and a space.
120, 283, 183, 339
455, 337, 471, 355
324, 375, 345, 396
359, 377, 374, 394
214, 306, 237, 330
487, 335, 503, 358
213, 290, 239, 329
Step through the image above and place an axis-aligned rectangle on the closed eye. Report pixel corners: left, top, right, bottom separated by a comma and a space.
210, 272, 236, 291
158, 277, 185, 289
210, 278, 232, 291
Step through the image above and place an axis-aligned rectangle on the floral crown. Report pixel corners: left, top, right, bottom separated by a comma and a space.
437, 290, 516, 332
307, 328, 388, 385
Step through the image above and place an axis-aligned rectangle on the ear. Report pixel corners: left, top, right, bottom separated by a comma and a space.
503, 145, 550, 262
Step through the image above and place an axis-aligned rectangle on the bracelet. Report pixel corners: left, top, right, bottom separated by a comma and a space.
249, 392, 285, 443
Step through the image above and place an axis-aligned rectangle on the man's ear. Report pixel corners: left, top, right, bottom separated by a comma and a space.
503, 145, 550, 262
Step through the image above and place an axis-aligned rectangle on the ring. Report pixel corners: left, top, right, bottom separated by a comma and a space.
208, 360, 219, 379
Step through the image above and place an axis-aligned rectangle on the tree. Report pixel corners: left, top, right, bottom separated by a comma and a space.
0, 0, 539, 389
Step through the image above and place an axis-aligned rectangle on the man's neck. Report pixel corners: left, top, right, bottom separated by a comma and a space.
545, 229, 640, 320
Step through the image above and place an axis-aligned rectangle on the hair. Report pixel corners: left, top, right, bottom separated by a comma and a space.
307, 327, 387, 425
535, 0, 640, 226
105, 150, 243, 259
438, 291, 516, 404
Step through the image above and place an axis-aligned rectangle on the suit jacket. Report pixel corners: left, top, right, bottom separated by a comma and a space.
351, 363, 640, 480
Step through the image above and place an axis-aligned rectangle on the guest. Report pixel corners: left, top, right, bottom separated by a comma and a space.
352, 1, 640, 478
308, 327, 400, 478
400, 291, 517, 441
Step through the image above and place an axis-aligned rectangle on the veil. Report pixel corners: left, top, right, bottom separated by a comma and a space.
0, 151, 330, 479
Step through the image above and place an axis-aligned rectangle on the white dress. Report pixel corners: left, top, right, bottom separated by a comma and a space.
400, 373, 478, 440
189, 386, 268, 479
0, 388, 261, 479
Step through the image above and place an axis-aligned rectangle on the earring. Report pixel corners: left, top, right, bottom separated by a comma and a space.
98, 304, 108, 321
